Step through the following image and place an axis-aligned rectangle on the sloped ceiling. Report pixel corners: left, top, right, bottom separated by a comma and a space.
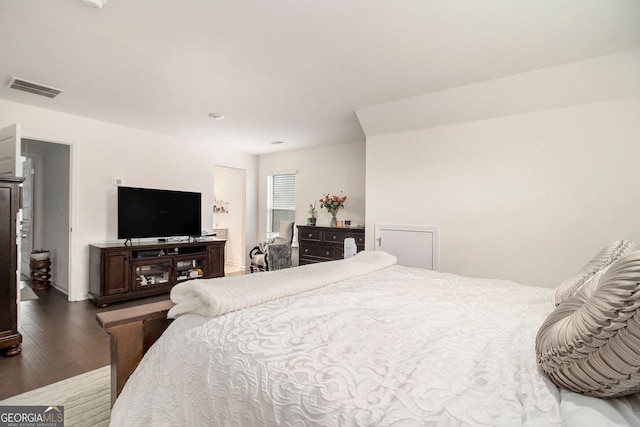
1, 0, 639, 154
356, 50, 640, 136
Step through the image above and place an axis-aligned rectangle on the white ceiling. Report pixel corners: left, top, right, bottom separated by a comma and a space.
1, 1, 639, 155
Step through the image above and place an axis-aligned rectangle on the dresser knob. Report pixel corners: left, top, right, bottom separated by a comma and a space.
332, 236, 337, 239
308, 234, 312, 237
305, 248, 309, 253
326, 251, 330, 255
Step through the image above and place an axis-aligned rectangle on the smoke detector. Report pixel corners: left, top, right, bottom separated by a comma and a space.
81, 0, 107, 8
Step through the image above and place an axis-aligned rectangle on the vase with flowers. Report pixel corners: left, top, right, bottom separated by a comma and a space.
320, 192, 347, 227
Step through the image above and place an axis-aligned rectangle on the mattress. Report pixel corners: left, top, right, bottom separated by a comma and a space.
109, 255, 640, 426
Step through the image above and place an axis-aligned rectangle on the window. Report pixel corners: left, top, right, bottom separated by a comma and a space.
267, 173, 296, 238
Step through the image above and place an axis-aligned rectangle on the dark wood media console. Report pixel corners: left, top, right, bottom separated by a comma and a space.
89, 239, 225, 306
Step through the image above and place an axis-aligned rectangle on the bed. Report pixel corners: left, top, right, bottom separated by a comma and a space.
108, 249, 640, 426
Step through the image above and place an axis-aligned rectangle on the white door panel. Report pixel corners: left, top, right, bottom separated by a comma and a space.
374, 224, 438, 270
0, 124, 21, 177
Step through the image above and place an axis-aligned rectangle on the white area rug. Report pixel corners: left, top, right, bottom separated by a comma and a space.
0, 366, 110, 426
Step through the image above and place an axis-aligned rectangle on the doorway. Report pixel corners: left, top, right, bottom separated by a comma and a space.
20, 139, 71, 294
213, 166, 247, 272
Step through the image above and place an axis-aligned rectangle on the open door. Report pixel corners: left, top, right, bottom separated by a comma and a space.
0, 124, 22, 178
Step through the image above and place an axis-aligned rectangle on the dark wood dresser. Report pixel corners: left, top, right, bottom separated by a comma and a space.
297, 225, 365, 265
0, 177, 23, 356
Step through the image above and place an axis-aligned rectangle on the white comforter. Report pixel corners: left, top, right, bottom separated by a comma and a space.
167, 251, 398, 319
111, 256, 567, 426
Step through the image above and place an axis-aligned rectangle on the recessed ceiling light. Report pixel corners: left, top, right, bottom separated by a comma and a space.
208, 113, 224, 120
80, 0, 107, 8
269, 141, 284, 145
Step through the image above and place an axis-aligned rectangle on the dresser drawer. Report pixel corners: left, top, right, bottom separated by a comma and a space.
323, 230, 347, 244
300, 244, 336, 260
346, 232, 365, 248
299, 229, 322, 242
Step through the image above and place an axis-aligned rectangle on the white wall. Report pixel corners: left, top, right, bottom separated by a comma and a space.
257, 142, 366, 240
362, 51, 640, 288
0, 99, 258, 301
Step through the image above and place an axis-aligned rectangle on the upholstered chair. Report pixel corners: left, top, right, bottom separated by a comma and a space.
249, 220, 295, 272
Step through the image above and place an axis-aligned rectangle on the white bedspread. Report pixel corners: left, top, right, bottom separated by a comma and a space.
168, 250, 397, 319
110, 261, 634, 426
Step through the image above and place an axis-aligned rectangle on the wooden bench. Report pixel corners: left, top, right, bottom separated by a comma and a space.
96, 300, 175, 406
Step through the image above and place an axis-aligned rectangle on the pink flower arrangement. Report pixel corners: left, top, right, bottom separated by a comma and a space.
320, 192, 347, 216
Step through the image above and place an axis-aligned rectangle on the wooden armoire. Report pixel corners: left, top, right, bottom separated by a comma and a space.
0, 177, 23, 356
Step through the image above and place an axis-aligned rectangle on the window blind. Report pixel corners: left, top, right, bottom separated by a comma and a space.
269, 174, 296, 234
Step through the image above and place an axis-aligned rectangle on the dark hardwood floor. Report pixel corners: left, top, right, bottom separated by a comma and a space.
0, 283, 170, 401
1, 267, 246, 401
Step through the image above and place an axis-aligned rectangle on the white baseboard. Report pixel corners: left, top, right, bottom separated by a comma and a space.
225, 262, 249, 272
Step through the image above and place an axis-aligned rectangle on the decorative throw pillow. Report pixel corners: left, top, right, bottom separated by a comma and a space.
554, 240, 640, 306
536, 250, 640, 398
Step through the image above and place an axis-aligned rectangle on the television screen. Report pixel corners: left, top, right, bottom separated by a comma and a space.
117, 186, 201, 239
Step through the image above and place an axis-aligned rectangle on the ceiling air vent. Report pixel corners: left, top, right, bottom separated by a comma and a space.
7, 77, 64, 99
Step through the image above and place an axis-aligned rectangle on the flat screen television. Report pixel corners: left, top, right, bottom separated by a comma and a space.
117, 186, 201, 240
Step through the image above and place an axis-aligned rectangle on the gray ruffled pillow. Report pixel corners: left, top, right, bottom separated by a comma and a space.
536, 250, 640, 398
554, 240, 640, 306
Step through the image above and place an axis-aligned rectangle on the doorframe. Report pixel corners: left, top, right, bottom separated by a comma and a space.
213, 165, 247, 271
22, 132, 75, 300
